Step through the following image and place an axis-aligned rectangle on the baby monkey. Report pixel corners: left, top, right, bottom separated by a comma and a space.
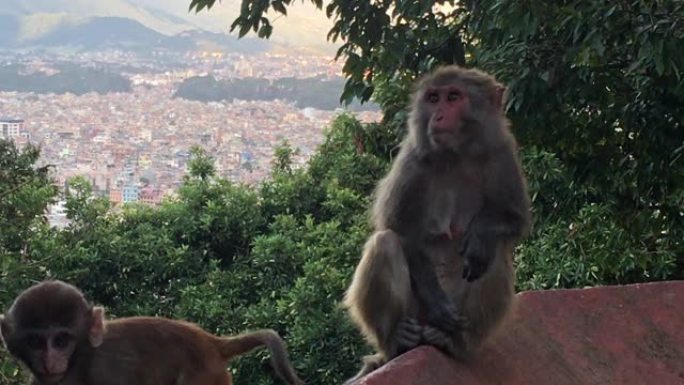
0, 280, 303, 385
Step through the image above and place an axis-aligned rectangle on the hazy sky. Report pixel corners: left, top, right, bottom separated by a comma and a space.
138, 0, 336, 51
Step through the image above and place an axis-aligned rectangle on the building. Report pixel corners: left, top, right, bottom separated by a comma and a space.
46, 200, 69, 229
122, 185, 140, 203
109, 189, 123, 205
139, 186, 163, 206
0, 118, 26, 140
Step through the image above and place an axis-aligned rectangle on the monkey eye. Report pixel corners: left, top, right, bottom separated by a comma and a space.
447, 90, 462, 101
425, 92, 439, 103
25, 334, 46, 350
52, 332, 74, 349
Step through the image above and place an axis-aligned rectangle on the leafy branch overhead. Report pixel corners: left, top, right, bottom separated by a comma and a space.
189, 0, 468, 104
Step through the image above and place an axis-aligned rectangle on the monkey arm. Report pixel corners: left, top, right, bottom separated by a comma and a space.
404, 241, 464, 334
478, 147, 531, 240
461, 147, 531, 281
372, 149, 425, 230
407, 246, 448, 307
466, 196, 530, 241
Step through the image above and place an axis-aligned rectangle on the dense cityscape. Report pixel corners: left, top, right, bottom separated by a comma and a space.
0, 50, 381, 225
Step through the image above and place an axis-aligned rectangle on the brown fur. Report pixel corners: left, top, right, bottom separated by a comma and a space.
0, 281, 303, 385
343, 65, 531, 384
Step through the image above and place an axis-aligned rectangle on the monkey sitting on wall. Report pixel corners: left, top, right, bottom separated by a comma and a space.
0, 280, 304, 385
343, 65, 531, 383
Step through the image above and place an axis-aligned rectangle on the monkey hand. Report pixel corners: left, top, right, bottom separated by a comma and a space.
460, 231, 496, 282
396, 318, 423, 354
426, 300, 469, 334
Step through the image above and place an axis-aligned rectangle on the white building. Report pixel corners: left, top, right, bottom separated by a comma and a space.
0, 118, 27, 140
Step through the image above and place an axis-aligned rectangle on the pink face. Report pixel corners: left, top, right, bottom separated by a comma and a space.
423, 85, 471, 148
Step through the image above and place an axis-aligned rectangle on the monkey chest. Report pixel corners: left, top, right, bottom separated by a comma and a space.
421, 176, 482, 286
423, 177, 482, 241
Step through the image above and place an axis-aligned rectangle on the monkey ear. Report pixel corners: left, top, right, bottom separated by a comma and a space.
492, 85, 506, 111
88, 306, 106, 347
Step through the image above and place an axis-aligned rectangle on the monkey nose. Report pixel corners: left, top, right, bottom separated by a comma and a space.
44, 359, 62, 375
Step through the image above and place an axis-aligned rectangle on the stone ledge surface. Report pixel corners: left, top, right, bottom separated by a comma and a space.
357, 281, 684, 385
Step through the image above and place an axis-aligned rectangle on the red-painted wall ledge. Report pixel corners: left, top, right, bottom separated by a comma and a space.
355, 281, 684, 385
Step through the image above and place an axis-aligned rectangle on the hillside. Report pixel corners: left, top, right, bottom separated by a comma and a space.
0, 0, 196, 35
0, 15, 269, 53
174, 75, 379, 111
0, 0, 334, 54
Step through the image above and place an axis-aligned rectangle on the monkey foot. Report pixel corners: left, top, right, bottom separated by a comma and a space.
343, 354, 385, 385
421, 325, 467, 359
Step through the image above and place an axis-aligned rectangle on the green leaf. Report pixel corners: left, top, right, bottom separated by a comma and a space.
258, 24, 273, 38
238, 23, 251, 38
189, 0, 213, 12
604, 4, 617, 18
540, 71, 550, 83
654, 39, 666, 75
360, 86, 374, 102
272, 1, 287, 15
325, 2, 337, 18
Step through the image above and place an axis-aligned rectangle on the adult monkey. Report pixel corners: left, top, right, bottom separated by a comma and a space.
344, 65, 531, 383
0, 280, 304, 385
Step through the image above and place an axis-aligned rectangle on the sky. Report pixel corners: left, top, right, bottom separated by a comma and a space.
137, 0, 336, 51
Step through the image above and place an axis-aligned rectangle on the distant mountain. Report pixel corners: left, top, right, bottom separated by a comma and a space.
0, 63, 132, 95
0, 0, 335, 54
32, 17, 189, 50
0, 0, 197, 35
0, 15, 270, 54
174, 75, 379, 111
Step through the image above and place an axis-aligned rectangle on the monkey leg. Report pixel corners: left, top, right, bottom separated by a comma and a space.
344, 230, 420, 376
342, 353, 385, 385
454, 244, 516, 358
343, 319, 422, 385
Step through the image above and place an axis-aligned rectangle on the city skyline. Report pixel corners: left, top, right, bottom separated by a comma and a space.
0, 48, 381, 223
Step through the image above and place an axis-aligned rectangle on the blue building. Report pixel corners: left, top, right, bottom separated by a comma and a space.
122, 185, 140, 203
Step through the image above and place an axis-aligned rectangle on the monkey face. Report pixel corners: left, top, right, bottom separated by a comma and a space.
410, 66, 509, 157
19, 329, 77, 384
1, 281, 104, 385
421, 84, 473, 152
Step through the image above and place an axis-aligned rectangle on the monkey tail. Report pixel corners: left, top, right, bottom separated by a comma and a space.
216, 329, 304, 385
